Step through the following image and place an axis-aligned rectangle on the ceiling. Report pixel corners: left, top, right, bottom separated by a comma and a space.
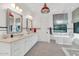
16, 3, 79, 28
17, 3, 79, 15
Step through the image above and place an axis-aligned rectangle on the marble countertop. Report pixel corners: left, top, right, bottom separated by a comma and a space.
0, 31, 35, 43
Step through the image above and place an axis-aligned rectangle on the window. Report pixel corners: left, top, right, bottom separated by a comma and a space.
74, 22, 79, 33
53, 14, 68, 33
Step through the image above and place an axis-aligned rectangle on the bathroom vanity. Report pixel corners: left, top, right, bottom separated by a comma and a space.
0, 8, 38, 56
0, 32, 38, 56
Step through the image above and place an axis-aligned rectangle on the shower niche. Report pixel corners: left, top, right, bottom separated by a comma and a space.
7, 9, 23, 34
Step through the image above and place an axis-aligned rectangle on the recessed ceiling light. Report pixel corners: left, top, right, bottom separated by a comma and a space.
19, 9, 23, 12
16, 6, 19, 10
11, 3, 15, 8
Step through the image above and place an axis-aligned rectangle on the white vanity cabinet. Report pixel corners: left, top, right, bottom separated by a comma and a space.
0, 33, 38, 56
24, 34, 38, 55
11, 34, 38, 56
11, 38, 25, 56
0, 42, 11, 56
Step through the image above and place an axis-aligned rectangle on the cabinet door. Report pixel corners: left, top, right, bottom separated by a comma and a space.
0, 42, 10, 56
25, 36, 32, 53
26, 35, 37, 49
11, 39, 25, 56
31, 35, 38, 46
24, 35, 38, 54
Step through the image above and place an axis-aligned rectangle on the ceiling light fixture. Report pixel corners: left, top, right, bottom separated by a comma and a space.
11, 3, 15, 8
19, 9, 23, 12
41, 3, 50, 14
16, 6, 19, 10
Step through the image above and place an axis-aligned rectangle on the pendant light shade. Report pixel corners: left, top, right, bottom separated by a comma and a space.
41, 3, 50, 14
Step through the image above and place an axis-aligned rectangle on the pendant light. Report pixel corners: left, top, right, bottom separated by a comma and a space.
41, 3, 50, 14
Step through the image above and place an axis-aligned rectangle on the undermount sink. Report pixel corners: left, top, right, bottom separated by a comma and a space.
0, 34, 8, 39
13, 34, 24, 37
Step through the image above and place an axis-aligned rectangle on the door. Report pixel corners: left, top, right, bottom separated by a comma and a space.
39, 14, 50, 42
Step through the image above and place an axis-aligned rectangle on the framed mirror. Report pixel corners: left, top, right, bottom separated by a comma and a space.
7, 9, 23, 34
26, 15, 33, 32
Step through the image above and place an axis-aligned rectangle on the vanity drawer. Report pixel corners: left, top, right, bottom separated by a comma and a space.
0, 42, 10, 56
0, 49, 10, 56
0, 52, 10, 56
0, 42, 10, 48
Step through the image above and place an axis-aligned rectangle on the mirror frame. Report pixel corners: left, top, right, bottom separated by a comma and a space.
6, 8, 23, 34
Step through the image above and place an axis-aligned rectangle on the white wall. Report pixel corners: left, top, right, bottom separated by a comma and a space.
0, 4, 11, 35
